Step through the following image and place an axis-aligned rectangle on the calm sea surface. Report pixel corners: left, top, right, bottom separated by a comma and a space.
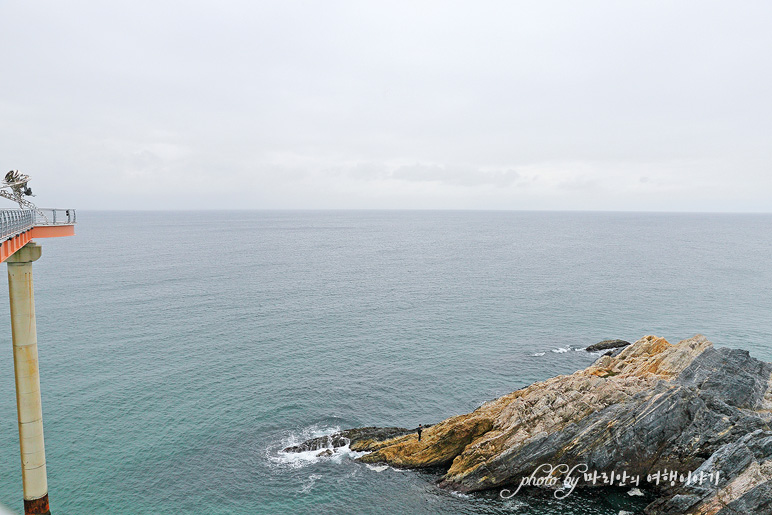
0, 211, 770, 514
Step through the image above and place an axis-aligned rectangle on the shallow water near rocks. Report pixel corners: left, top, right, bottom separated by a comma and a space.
0, 211, 770, 514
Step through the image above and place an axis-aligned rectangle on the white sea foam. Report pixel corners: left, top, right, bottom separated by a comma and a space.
300, 474, 322, 494
627, 488, 644, 496
531, 352, 546, 357
365, 464, 389, 472
363, 462, 410, 473
502, 498, 528, 510
280, 424, 341, 450
273, 441, 370, 468
550, 345, 588, 353
270, 424, 371, 469
273, 447, 329, 468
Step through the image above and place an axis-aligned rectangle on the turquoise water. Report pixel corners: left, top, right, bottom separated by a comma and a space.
0, 211, 770, 514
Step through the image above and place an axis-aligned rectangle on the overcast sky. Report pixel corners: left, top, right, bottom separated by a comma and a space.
1, 1, 770, 211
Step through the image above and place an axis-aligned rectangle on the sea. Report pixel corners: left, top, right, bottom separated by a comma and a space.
0, 210, 770, 515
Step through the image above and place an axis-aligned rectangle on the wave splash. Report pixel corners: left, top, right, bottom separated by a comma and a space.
268, 424, 370, 469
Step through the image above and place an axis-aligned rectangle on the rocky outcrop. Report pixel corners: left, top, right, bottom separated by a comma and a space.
585, 338, 631, 352
646, 430, 772, 514
282, 426, 412, 453
286, 335, 772, 514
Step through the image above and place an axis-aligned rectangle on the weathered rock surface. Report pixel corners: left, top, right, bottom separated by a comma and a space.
282, 426, 412, 453
286, 335, 772, 514
586, 338, 632, 352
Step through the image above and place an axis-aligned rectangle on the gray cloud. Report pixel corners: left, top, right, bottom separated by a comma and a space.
0, 0, 770, 211
392, 164, 520, 187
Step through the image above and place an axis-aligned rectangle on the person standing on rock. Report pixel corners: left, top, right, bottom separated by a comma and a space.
417, 424, 423, 441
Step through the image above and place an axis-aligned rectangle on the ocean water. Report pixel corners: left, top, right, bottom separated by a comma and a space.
0, 210, 770, 515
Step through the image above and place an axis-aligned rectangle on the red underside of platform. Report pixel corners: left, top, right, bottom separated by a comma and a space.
0, 225, 75, 263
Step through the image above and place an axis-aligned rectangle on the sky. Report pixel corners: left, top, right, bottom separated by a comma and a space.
0, 1, 770, 211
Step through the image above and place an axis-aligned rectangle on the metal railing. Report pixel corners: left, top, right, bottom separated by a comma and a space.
34, 208, 77, 226
0, 210, 34, 240
0, 208, 76, 240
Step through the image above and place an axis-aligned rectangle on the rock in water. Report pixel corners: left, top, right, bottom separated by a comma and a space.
585, 338, 631, 352
350, 335, 772, 514
283, 426, 412, 453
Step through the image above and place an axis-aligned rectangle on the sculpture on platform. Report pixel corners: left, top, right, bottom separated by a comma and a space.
1, 170, 48, 222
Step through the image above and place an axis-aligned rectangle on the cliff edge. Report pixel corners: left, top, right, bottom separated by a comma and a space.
287, 335, 772, 514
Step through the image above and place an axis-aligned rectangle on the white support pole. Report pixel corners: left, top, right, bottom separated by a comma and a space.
7, 242, 50, 515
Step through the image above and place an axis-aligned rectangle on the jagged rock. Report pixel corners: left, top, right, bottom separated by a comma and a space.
647, 430, 772, 514
345, 335, 772, 514
282, 426, 412, 453
715, 482, 772, 514
316, 449, 334, 457
586, 339, 632, 352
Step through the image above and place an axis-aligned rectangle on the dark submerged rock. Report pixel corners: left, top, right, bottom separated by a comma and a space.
282, 426, 411, 453
586, 339, 631, 352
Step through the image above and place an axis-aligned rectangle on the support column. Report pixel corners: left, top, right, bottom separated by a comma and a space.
7, 242, 50, 515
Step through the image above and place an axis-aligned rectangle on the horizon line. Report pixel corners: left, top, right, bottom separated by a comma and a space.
61, 208, 772, 215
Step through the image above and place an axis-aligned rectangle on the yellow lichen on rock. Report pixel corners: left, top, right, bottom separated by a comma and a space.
359, 416, 494, 467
